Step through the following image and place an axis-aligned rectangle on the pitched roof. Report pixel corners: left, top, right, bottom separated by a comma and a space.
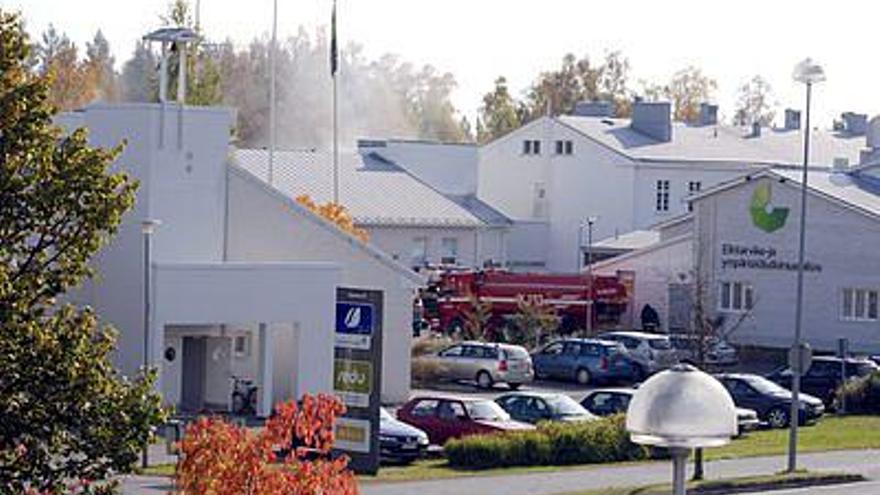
593, 229, 661, 251
557, 115, 866, 167
233, 149, 485, 227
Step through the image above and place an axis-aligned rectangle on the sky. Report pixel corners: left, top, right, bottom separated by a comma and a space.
6, 0, 878, 127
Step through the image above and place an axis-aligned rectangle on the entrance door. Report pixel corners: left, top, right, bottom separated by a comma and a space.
181, 337, 207, 412
667, 284, 693, 332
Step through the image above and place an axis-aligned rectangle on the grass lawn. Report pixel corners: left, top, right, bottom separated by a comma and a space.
551, 471, 865, 495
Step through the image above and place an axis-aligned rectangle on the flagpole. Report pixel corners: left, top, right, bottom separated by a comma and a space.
331, 0, 339, 204
269, 0, 278, 185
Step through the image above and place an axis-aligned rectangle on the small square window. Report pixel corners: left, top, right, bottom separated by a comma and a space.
555, 140, 564, 154
233, 335, 250, 357
523, 140, 532, 154
533, 140, 541, 155
565, 140, 573, 154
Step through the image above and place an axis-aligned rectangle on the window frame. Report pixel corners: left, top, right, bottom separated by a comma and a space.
655, 179, 671, 212
719, 281, 755, 313
841, 288, 880, 321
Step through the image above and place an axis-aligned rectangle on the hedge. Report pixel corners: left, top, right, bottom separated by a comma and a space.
444, 414, 650, 469
836, 371, 880, 414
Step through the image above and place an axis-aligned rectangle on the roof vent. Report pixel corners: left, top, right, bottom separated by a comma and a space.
573, 100, 615, 117
631, 101, 672, 142
697, 103, 718, 126
784, 109, 801, 131
842, 112, 868, 136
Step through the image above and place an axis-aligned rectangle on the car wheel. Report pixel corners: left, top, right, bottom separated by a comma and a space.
766, 406, 790, 428
508, 383, 522, 391
476, 371, 494, 389
575, 368, 592, 386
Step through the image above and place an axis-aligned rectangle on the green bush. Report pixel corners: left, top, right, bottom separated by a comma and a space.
445, 414, 649, 470
836, 371, 880, 414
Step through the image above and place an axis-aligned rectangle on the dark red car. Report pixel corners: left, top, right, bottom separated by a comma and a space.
396, 396, 534, 446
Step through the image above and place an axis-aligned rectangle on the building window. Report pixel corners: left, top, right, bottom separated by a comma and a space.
523, 139, 541, 155
555, 140, 574, 155
411, 237, 428, 267
841, 288, 879, 321
233, 335, 250, 358
687, 181, 701, 212
441, 237, 459, 265
655, 180, 670, 212
719, 281, 754, 312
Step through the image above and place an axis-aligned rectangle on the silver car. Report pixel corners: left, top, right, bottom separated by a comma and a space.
597, 331, 678, 377
427, 341, 534, 389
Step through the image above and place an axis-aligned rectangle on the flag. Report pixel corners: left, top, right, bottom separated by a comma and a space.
330, 0, 338, 76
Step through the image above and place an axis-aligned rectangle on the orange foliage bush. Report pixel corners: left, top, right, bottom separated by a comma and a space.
296, 195, 369, 243
176, 394, 359, 495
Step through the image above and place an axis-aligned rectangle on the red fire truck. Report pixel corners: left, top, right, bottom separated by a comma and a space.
417, 269, 629, 336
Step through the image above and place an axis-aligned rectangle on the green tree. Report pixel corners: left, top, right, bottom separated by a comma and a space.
0, 12, 165, 492
120, 41, 158, 103
733, 75, 776, 126
161, 0, 222, 106
85, 30, 118, 102
459, 295, 493, 341
663, 66, 717, 122
478, 76, 522, 143
504, 297, 558, 348
34, 25, 95, 111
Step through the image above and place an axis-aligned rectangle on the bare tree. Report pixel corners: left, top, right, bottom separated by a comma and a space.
733, 75, 776, 126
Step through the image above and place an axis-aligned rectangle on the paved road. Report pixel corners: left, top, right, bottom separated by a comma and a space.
123, 449, 880, 494
752, 479, 880, 494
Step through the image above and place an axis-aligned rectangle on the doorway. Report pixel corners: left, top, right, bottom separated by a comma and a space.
181, 336, 207, 412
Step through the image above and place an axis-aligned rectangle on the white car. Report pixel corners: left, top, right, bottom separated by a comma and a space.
597, 331, 678, 378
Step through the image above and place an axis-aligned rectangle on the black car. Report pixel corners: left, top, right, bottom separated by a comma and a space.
766, 356, 879, 406
379, 407, 429, 464
495, 392, 596, 424
716, 373, 824, 429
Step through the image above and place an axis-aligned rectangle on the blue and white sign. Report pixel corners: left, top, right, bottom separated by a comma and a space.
335, 302, 374, 350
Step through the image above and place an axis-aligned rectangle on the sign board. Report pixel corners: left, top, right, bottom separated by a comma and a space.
788, 342, 813, 374
333, 287, 383, 475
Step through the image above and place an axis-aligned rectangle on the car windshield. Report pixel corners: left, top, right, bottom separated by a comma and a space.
504, 346, 530, 360
745, 375, 790, 395
647, 338, 672, 350
466, 401, 511, 421
546, 395, 588, 416
380, 407, 394, 421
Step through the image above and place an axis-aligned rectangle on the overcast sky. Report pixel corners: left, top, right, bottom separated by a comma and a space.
6, 0, 877, 127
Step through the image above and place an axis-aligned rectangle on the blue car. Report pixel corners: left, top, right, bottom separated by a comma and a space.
531, 338, 638, 385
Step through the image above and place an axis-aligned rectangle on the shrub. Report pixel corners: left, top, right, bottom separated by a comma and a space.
836, 371, 880, 414
411, 336, 453, 357
410, 358, 448, 386
445, 414, 649, 470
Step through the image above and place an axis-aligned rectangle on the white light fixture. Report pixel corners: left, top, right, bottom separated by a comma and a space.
792, 58, 826, 85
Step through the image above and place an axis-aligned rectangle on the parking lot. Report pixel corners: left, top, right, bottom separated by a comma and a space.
410, 378, 606, 404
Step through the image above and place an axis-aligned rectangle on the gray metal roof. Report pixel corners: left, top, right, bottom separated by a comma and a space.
233, 149, 485, 227
593, 229, 661, 251
445, 194, 513, 227
558, 115, 867, 167
773, 168, 880, 218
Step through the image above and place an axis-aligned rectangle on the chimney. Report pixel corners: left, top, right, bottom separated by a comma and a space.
842, 112, 868, 136
631, 101, 672, 142
750, 121, 762, 138
573, 100, 615, 117
698, 103, 718, 126
784, 109, 801, 130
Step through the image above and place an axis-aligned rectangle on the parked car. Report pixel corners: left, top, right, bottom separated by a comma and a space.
597, 331, 678, 376
531, 338, 638, 385
766, 356, 880, 406
668, 334, 738, 366
715, 373, 824, 428
379, 407, 429, 464
396, 396, 534, 445
579, 387, 759, 436
495, 392, 597, 424
871, 355, 880, 367
423, 341, 534, 389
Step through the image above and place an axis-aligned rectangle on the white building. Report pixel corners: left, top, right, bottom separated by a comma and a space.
61, 102, 423, 412
478, 102, 870, 272
593, 164, 880, 354
234, 145, 511, 271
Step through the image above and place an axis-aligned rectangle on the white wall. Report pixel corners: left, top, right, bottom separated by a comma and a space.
227, 168, 423, 403
366, 140, 479, 196
365, 225, 476, 267
695, 176, 880, 353
504, 221, 550, 271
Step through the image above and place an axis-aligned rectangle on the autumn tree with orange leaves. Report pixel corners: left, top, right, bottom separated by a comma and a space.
176, 394, 358, 495
296, 195, 369, 243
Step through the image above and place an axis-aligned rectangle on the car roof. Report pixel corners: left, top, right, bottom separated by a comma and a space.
496, 391, 571, 400
407, 395, 490, 404
457, 341, 526, 350
599, 331, 669, 340
714, 373, 760, 380
584, 387, 636, 396
547, 337, 622, 346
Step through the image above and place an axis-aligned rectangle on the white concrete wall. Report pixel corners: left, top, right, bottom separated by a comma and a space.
593, 235, 694, 332
365, 225, 480, 268
695, 176, 880, 353
366, 140, 479, 196
226, 168, 422, 403
504, 221, 550, 271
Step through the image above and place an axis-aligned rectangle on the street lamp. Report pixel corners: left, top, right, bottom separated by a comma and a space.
788, 58, 825, 473
141, 219, 161, 469
583, 217, 598, 336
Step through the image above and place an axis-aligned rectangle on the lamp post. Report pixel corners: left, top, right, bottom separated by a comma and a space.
585, 217, 597, 336
141, 219, 160, 469
788, 58, 825, 473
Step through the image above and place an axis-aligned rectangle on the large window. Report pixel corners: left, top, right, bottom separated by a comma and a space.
719, 281, 754, 312
841, 288, 879, 321
655, 180, 670, 212
441, 237, 459, 265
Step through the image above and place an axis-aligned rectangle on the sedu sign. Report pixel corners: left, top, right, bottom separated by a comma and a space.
750, 182, 789, 233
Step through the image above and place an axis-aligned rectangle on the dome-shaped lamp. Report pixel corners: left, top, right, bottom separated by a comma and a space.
626, 364, 737, 494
